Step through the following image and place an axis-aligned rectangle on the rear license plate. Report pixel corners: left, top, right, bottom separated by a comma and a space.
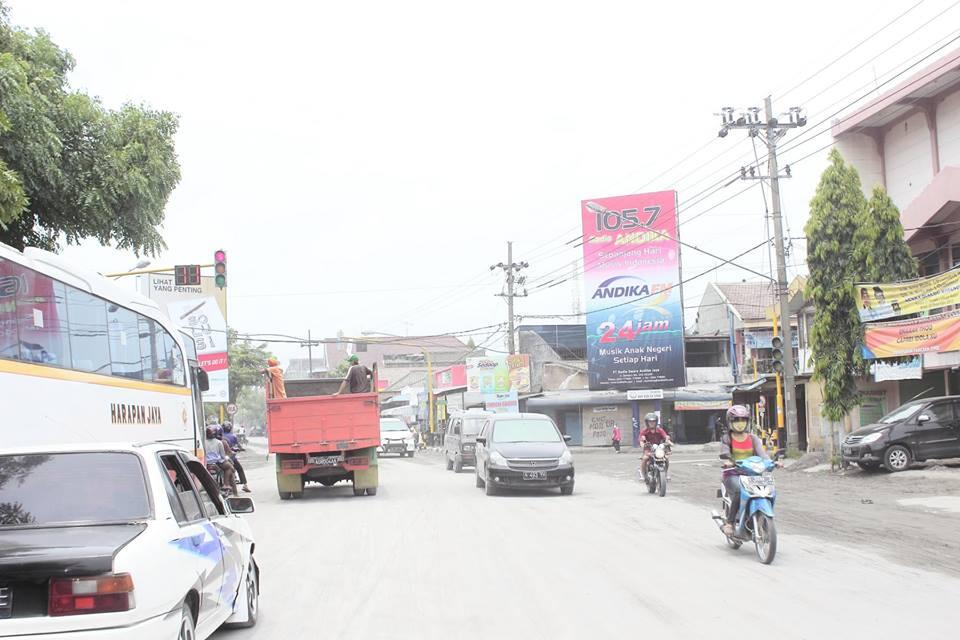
311, 455, 345, 466
522, 471, 547, 480
842, 447, 852, 456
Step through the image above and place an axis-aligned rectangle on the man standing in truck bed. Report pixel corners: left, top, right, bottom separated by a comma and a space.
335, 354, 373, 394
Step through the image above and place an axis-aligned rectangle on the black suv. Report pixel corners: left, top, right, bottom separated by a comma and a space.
842, 396, 960, 472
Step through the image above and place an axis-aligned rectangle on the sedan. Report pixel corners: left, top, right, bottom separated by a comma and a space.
0, 442, 259, 639
474, 413, 575, 495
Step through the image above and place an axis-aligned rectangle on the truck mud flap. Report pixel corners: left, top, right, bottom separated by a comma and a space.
353, 465, 379, 490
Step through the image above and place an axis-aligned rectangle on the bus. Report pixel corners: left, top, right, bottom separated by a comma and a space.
0, 242, 209, 453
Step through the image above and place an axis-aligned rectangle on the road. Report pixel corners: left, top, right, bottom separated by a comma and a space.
214, 448, 960, 640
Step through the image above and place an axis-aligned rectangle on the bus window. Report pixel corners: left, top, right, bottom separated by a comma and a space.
161, 329, 185, 386
138, 316, 158, 382
0, 257, 20, 360
66, 286, 112, 375
15, 270, 71, 367
107, 304, 142, 380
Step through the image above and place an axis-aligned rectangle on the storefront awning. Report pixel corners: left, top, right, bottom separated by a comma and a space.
525, 385, 731, 409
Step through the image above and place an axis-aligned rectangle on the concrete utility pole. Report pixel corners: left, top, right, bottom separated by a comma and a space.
300, 329, 320, 376
491, 241, 528, 354
718, 97, 806, 452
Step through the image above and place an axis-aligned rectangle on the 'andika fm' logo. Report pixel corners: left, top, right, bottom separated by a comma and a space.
591, 276, 670, 300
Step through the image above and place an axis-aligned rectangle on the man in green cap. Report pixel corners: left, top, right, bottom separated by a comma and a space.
335, 354, 374, 395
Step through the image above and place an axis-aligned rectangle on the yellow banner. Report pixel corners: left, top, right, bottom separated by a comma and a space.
856, 267, 960, 322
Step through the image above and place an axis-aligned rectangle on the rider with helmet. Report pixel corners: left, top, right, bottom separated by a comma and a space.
204, 424, 239, 496
640, 412, 673, 482
222, 422, 251, 493
720, 404, 772, 536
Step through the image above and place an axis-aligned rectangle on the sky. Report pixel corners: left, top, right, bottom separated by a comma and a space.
7, 0, 960, 365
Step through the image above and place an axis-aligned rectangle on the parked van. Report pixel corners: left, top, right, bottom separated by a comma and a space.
443, 409, 494, 473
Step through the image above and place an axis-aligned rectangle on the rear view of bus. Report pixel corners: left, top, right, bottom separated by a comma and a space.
0, 243, 209, 452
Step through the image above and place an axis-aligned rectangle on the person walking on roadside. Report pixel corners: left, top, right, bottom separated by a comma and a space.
612, 424, 622, 453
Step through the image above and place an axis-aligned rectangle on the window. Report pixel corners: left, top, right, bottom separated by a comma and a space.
160, 454, 204, 522
15, 270, 71, 366
139, 317, 159, 382
920, 251, 941, 277
492, 419, 562, 444
462, 417, 485, 436
180, 330, 198, 362
921, 402, 954, 424
160, 329, 185, 386
108, 305, 142, 379
0, 453, 150, 527
185, 459, 224, 517
0, 257, 21, 360
66, 286, 111, 375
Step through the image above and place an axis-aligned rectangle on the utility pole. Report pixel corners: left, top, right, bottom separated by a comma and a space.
491, 241, 528, 354
300, 329, 320, 377
718, 97, 806, 452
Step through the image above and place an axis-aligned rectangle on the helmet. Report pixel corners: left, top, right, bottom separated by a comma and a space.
644, 412, 658, 426
212, 425, 224, 439
726, 405, 751, 433
223, 422, 233, 433
205, 425, 217, 439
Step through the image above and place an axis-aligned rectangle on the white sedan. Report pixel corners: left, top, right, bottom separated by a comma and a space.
379, 418, 416, 457
0, 442, 259, 639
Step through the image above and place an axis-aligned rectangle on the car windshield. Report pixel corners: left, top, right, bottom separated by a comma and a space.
463, 417, 486, 436
381, 419, 408, 432
0, 452, 150, 527
879, 402, 924, 424
492, 419, 561, 443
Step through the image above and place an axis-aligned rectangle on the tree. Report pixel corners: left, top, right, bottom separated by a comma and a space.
805, 149, 867, 421
329, 359, 350, 377
0, 3, 180, 254
235, 386, 266, 428
853, 185, 917, 283
226, 329, 274, 403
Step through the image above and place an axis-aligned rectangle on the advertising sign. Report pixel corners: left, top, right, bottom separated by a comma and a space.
466, 355, 530, 393
581, 191, 686, 390
147, 274, 229, 402
872, 357, 923, 382
484, 391, 519, 413
862, 309, 960, 359
856, 266, 960, 322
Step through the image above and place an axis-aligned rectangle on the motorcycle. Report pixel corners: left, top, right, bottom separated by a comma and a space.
711, 455, 778, 564
643, 443, 669, 497
206, 461, 233, 498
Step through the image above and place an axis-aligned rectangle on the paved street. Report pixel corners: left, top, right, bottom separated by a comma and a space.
214, 447, 960, 640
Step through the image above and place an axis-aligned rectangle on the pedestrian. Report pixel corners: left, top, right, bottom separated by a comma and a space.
612, 424, 622, 453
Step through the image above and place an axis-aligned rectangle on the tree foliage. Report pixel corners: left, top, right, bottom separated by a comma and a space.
0, 2, 180, 254
226, 329, 274, 403
853, 185, 917, 283
328, 359, 350, 377
806, 149, 867, 421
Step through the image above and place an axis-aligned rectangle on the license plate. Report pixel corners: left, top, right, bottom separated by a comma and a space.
843, 447, 852, 455
311, 455, 345, 466
522, 471, 547, 480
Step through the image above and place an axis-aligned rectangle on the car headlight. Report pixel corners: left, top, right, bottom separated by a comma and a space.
489, 451, 509, 467
861, 432, 885, 444
559, 449, 573, 465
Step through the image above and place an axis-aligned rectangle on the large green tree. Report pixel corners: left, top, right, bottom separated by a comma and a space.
806, 149, 867, 421
226, 329, 274, 403
853, 185, 917, 283
0, 2, 179, 254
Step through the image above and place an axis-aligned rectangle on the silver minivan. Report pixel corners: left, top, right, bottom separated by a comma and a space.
443, 409, 493, 473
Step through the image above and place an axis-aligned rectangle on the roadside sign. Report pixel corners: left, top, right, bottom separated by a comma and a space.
226, 403, 237, 416
627, 389, 664, 401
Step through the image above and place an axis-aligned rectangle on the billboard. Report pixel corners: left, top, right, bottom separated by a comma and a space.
857, 266, 960, 322
483, 391, 519, 413
862, 309, 960, 359
146, 274, 229, 402
581, 191, 686, 390
466, 355, 530, 393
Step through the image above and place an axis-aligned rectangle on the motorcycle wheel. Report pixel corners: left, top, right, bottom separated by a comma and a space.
657, 469, 667, 497
753, 512, 777, 564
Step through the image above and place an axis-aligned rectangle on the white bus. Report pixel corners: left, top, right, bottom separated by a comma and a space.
0, 243, 209, 453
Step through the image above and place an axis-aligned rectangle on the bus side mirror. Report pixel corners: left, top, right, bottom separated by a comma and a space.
195, 367, 210, 392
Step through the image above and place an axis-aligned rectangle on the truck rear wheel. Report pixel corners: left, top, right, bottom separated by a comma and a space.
366, 487, 377, 496
353, 486, 365, 497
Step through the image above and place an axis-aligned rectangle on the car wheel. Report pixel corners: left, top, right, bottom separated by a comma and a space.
366, 487, 378, 496
560, 484, 574, 496
409, 451, 415, 458
445, 456, 454, 471
484, 474, 497, 496
453, 457, 463, 474
475, 471, 484, 488
177, 602, 196, 640
224, 560, 259, 629
883, 445, 912, 472
857, 462, 881, 472
279, 491, 291, 501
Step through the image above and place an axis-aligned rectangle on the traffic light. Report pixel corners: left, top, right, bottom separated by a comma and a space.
174, 264, 201, 286
214, 250, 227, 289
770, 335, 784, 373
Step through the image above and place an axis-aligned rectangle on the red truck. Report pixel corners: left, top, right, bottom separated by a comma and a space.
266, 378, 380, 499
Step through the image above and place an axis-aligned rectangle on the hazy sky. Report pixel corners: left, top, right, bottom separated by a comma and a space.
8, 0, 959, 363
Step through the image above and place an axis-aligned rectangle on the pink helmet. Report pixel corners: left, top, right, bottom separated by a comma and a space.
726, 404, 751, 432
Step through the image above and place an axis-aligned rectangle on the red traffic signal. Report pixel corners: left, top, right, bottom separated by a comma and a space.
214, 250, 226, 288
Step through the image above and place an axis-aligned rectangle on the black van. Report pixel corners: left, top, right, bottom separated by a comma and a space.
842, 396, 960, 472
443, 409, 493, 473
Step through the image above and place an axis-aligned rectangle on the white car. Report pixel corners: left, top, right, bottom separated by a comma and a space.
379, 418, 416, 457
0, 442, 259, 639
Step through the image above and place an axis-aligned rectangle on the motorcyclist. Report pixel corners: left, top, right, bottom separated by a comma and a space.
204, 425, 238, 496
720, 404, 773, 536
640, 412, 673, 482
222, 422, 251, 493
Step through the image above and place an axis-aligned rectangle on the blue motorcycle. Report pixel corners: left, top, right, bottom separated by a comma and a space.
711, 455, 778, 564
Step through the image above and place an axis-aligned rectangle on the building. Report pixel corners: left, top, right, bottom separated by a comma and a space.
829, 46, 960, 442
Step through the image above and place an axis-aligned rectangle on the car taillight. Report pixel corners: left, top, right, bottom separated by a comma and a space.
48, 574, 135, 616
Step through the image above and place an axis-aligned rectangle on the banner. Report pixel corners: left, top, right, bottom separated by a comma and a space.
147, 274, 229, 402
872, 357, 923, 382
466, 355, 530, 393
581, 191, 686, 390
674, 400, 732, 411
862, 309, 960, 359
856, 266, 960, 322
484, 391, 519, 413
